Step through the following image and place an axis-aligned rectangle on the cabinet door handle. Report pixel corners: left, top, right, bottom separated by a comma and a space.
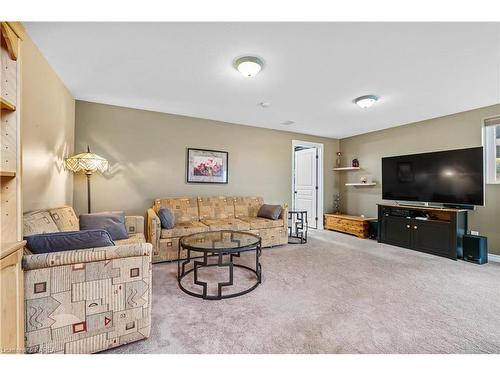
413, 225, 418, 229
406, 224, 410, 229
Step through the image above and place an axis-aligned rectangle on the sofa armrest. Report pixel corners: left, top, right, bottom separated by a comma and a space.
125, 215, 145, 234
23, 242, 152, 354
22, 242, 152, 271
281, 203, 289, 229
146, 208, 161, 252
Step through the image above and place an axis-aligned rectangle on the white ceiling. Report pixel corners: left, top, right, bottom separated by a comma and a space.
25, 22, 500, 139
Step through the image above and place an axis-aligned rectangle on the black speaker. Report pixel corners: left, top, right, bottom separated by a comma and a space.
368, 220, 378, 240
463, 234, 488, 264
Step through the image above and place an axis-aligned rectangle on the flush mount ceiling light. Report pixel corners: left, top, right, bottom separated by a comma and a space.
354, 95, 379, 108
233, 56, 264, 77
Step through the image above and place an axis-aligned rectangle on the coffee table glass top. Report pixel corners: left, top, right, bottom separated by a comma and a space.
180, 230, 260, 252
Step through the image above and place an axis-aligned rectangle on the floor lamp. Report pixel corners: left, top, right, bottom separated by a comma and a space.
65, 146, 108, 213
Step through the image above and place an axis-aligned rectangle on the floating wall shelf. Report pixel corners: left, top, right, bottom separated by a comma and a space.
333, 167, 360, 171
345, 183, 377, 187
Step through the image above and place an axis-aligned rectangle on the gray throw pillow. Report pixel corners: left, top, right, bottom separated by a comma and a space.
25, 229, 115, 254
158, 208, 175, 229
257, 204, 283, 220
79, 211, 128, 241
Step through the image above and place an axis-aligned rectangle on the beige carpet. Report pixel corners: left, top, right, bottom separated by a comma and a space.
106, 230, 500, 354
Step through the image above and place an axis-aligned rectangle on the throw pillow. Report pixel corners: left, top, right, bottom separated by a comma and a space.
79, 211, 128, 241
257, 204, 283, 220
25, 229, 115, 254
158, 208, 175, 229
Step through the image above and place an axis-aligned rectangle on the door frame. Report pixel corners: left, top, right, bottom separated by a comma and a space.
291, 140, 324, 230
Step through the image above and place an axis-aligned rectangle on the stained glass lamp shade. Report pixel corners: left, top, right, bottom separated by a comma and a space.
65, 146, 108, 213
65, 147, 108, 174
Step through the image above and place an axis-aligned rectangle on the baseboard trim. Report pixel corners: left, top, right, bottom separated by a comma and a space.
488, 253, 500, 263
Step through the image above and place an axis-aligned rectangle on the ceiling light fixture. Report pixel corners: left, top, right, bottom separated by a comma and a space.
258, 101, 271, 108
354, 95, 379, 108
234, 56, 264, 77
281, 120, 295, 126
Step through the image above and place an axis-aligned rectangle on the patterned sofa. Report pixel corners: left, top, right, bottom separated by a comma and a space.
22, 206, 152, 354
147, 196, 288, 263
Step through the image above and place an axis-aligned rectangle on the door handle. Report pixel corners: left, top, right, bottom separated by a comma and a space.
413, 225, 418, 229
406, 225, 410, 229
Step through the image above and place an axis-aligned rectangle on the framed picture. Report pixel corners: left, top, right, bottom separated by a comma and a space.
186, 148, 228, 184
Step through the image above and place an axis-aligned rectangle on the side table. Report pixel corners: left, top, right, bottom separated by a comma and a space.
288, 210, 308, 244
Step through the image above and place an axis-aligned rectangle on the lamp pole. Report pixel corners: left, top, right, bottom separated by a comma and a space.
85, 170, 92, 213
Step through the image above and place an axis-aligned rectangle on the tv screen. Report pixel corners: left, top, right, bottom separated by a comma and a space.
382, 147, 484, 206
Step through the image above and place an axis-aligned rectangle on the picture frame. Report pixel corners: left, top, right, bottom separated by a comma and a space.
186, 148, 228, 184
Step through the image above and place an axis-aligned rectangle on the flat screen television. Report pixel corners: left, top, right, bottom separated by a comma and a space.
382, 147, 484, 206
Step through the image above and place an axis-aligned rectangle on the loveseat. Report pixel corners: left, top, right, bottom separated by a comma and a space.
22, 206, 152, 354
147, 196, 288, 263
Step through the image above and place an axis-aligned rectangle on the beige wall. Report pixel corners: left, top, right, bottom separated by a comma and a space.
74, 101, 339, 218
21, 33, 75, 212
339, 103, 500, 255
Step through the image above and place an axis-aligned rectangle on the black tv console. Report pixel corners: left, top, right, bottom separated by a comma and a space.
377, 204, 468, 260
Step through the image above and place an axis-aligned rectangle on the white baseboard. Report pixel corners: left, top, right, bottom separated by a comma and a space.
488, 253, 500, 263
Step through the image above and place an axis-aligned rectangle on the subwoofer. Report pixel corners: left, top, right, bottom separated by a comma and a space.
463, 234, 488, 264
368, 220, 378, 240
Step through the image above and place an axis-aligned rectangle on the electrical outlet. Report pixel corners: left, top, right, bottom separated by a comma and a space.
471, 230, 479, 236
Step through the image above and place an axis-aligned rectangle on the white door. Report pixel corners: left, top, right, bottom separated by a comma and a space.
294, 147, 318, 229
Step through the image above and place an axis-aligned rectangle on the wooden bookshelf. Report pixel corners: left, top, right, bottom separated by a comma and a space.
0, 96, 15, 111
0, 170, 16, 178
1, 21, 24, 355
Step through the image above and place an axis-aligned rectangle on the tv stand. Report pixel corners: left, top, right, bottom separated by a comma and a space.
396, 201, 475, 210
377, 204, 468, 260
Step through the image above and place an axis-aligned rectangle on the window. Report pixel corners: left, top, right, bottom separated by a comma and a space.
484, 116, 500, 184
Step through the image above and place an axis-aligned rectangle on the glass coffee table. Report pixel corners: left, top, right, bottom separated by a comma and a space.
177, 230, 262, 300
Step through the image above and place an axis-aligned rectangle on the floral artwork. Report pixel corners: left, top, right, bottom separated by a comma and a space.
187, 148, 228, 183
193, 156, 223, 176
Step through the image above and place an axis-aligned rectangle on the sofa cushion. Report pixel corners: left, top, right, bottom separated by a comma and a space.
23, 210, 60, 236
198, 196, 235, 220
161, 221, 209, 238
234, 197, 264, 218
158, 208, 175, 229
114, 233, 146, 245
201, 218, 250, 231
79, 211, 128, 241
240, 216, 284, 230
49, 206, 79, 232
155, 197, 200, 222
24, 229, 115, 254
257, 204, 283, 220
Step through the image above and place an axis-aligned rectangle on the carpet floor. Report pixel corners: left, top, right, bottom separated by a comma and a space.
107, 230, 500, 354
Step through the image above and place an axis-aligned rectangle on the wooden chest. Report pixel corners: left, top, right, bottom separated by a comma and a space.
324, 214, 375, 238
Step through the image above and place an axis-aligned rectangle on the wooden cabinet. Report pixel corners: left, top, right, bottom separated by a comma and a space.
0, 21, 24, 354
324, 214, 375, 238
378, 204, 467, 260
0, 241, 25, 353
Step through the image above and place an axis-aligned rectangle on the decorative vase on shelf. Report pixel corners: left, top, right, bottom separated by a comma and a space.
336, 152, 342, 168
360, 176, 367, 184
352, 158, 359, 168
333, 193, 341, 214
